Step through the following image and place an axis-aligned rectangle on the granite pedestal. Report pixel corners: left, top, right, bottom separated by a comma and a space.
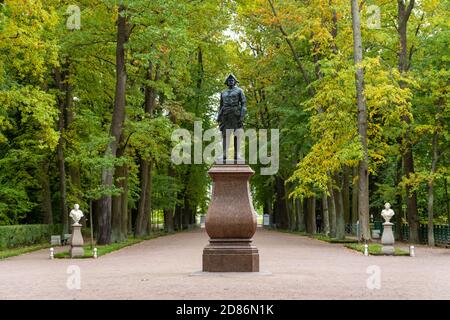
203, 164, 259, 272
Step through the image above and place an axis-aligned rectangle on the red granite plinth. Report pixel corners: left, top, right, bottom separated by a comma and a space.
203, 239, 259, 272
202, 164, 259, 272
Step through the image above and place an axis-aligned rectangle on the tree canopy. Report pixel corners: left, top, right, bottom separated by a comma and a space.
0, 0, 448, 244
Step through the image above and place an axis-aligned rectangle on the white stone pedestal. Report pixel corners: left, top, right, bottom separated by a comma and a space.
381, 222, 395, 255
70, 224, 84, 258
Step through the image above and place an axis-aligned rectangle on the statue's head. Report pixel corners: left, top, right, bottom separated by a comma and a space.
74, 204, 79, 210
384, 203, 391, 209
224, 74, 238, 87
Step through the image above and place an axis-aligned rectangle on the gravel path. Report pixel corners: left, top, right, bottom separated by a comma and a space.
0, 228, 449, 299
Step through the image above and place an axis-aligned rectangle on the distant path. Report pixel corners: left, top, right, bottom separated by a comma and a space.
0, 228, 449, 299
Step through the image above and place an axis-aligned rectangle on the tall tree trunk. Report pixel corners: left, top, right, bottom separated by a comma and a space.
343, 166, 350, 224
296, 198, 305, 232
149, 208, 153, 233
92, 200, 100, 238
272, 191, 278, 227
174, 181, 184, 231
306, 196, 316, 234
128, 207, 133, 234
145, 163, 153, 233
265, 195, 273, 226
445, 178, 450, 227
54, 70, 68, 235
322, 193, 330, 236
111, 169, 126, 242
111, 138, 128, 242
327, 179, 337, 238
39, 159, 53, 224
395, 157, 404, 241
68, 165, 81, 197
164, 208, 174, 233
397, 0, 415, 72
164, 166, 176, 233
397, 0, 419, 243
136, 160, 149, 237
291, 199, 297, 231
351, 0, 370, 241
286, 187, 293, 230
182, 198, 191, 228
98, 5, 128, 244
174, 204, 182, 231
293, 198, 298, 230
135, 61, 158, 237
275, 176, 288, 229
333, 173, 346, 240
427, 131, 439, 246
121, 165, 129, 237
427, 182, 435, 246
195, 47, 204, 116
351, 166, 358, 225
303, 198, 309, 232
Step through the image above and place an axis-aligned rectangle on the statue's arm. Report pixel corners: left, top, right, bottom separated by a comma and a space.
217, 93, 223, 122
239, 89, 247, 121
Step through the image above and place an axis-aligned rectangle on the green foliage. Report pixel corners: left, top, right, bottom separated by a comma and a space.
0, 0, 448, 234
345, 243, 409, 256
0, 243, 51, 260
0, 224, 62, 249
232, 0, 449, 227
268, 228, 358, 243
312, 234, 358, 244
151, 175, 182, 211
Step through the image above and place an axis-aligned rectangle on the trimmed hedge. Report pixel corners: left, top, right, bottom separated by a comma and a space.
0, 224, 62, 249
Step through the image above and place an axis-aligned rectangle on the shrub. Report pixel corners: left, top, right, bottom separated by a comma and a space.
0, 224, 62, 249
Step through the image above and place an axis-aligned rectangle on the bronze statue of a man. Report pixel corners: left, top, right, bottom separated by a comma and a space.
217, 74, 246, 162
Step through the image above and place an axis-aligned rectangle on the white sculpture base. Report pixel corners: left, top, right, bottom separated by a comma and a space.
70, 224, 84, 258
381, 222, 395, 255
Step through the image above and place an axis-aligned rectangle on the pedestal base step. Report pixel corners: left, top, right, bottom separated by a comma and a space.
70, 246, 84, 258
203, 239, 259, 272
381, 245, 395, 255
190, 271, 271, 277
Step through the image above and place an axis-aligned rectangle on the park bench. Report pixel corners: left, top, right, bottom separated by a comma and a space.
371, 229, 381, 239
50, 235, 61, 246
62, 234, 72, 246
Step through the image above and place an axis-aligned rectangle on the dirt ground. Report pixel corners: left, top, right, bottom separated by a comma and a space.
0, 227, 449, 299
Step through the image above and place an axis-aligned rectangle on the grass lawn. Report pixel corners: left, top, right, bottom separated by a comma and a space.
268, 228, 358, 243
54, 231, 171, 259
0, 243, 51, 260
345, 243, 410, 256
266, 228, 308, 236
311, 234, 359, 244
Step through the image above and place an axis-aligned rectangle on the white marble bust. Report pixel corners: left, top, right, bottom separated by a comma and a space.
69, 204, 84, 225
381, 202, 395, 223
